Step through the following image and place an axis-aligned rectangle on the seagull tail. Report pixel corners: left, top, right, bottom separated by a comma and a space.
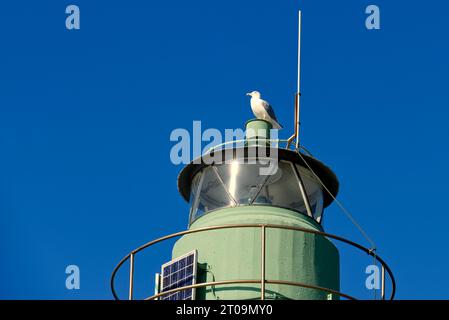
272, 121, 283, 129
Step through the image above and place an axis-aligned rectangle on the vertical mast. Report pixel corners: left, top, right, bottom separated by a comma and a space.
287, 10, 302, 149
296, 10, 302, 148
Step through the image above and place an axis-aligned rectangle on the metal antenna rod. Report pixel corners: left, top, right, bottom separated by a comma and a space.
287, 10, 302, 149
295, 10, 302, 148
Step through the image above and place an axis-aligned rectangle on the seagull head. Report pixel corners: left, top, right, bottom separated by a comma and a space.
246, 91, 261, 98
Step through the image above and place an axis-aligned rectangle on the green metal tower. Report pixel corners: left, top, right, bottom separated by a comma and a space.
172, 119, 340, 300
110, 118, 396, 300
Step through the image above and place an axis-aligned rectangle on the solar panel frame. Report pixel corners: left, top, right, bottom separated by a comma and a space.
160, 250, 198, 300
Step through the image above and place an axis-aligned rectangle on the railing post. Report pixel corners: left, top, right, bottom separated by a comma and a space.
129, 253, 135, 300
260, 225, 266, 300
381, 265, 385, 300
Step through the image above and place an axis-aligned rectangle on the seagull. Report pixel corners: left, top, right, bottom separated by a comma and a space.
246, 91, 283, 129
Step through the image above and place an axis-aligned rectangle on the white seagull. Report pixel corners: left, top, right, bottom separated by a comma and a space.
246, 91, 283, 129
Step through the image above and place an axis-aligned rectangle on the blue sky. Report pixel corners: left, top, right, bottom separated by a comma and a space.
0, 0, 448, 299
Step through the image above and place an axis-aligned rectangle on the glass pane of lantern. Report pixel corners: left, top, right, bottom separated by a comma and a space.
215, 160, 309, 213
188, 159, 325, 224
190, 166, 234, 221
215, 159, 272, 205
294, 164, 324, 219
252, 161, 304, 211
189, 171, 204, 221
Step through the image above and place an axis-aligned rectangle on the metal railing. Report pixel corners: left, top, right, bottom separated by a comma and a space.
110, 224, 396, 301
204, 138, 314, 156
146, 279, 357, 301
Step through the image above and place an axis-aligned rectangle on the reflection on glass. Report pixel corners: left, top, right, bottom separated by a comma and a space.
189, 160, 324, 224
228, 160, 239, 202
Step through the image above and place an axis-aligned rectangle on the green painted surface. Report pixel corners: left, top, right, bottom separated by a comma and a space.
245, 119, 272, 146
172, 206, 340, 300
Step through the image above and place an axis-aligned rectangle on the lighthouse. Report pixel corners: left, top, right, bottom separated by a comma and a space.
168, 119, 340, 300
110, 117, 395, 301
110, 10, 395, 301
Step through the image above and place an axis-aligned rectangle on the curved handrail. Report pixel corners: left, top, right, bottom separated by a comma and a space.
145, 279, 357, 301
110, 224, 396, 300
204, 138, 314, 157
205, 138, 290, 155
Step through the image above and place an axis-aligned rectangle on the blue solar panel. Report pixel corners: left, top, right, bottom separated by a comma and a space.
160, 250, 197, 300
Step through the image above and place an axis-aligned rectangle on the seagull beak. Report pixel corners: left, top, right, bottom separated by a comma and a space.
246, 93, 251, 96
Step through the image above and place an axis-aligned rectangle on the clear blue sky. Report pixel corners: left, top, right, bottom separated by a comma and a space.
1, 0, 448, 299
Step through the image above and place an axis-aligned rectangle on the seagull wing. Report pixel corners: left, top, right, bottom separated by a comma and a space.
261, 99, 280, 123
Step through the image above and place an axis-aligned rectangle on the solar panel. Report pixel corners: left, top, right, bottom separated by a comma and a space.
160, 250, 197, 300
